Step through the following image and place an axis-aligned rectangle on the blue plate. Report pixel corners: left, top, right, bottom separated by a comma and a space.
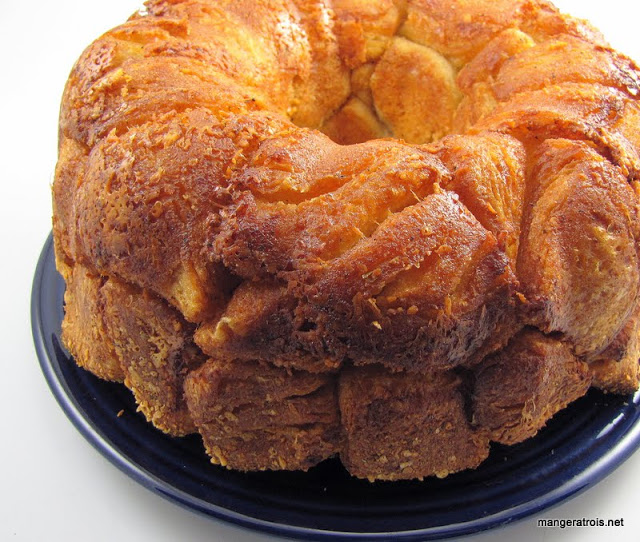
31, 233, 640, 540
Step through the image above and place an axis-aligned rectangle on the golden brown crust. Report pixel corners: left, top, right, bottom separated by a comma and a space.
518, 139, 640, 359
431, 133, 526, 263
53, 0, 640, 480
196, 189, 516, 374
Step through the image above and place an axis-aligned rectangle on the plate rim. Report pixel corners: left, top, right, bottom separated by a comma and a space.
31, 233, 640, 541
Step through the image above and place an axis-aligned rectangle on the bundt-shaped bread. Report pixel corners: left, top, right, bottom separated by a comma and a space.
53, 0, 640, 480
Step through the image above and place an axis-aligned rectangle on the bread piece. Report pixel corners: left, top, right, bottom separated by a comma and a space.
61, 265, 124, 382
184, 359, 340, 470
339, 365, 489, 481
101, 278, 206, 436
591, 303, 640, 394
473, 329, 591, 445
518, 139, 640, 359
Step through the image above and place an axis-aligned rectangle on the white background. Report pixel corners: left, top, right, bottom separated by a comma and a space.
2, 1, 640, 541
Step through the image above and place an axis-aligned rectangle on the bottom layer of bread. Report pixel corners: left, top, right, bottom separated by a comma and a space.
58, 262, 640, 481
